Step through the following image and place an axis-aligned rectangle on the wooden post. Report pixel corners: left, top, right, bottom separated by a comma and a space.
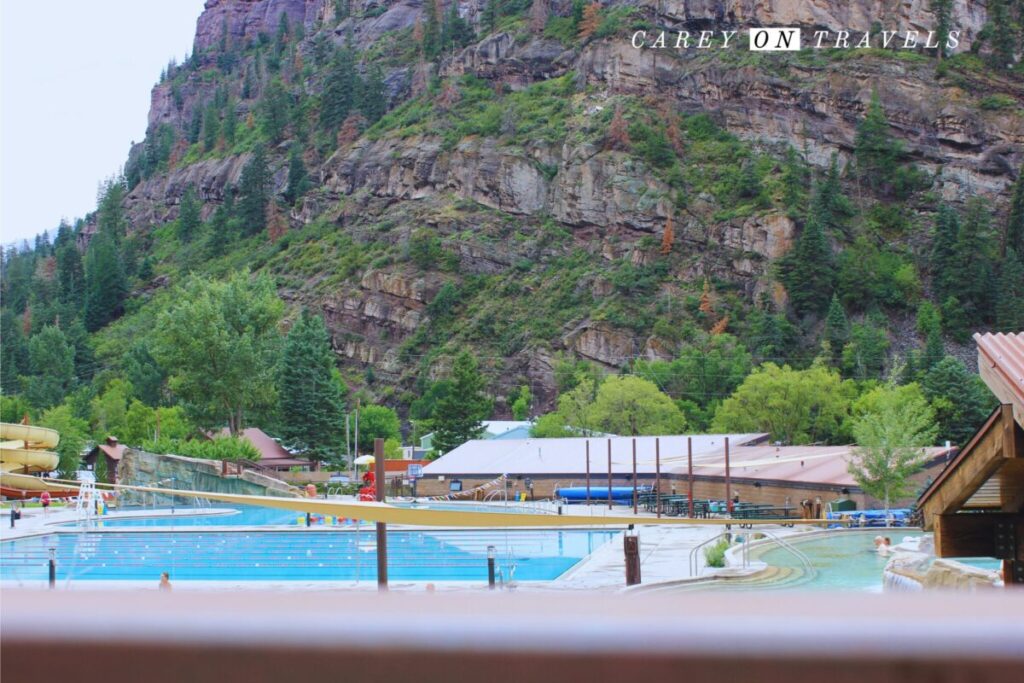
374, 438, 388, 591
607, 439, 613, 510
655, 438, 661, 519
585, 440, 591, 505
687, 437, 694, 519
624, 534, 641, 586
632, 438, 638, 515
725, 436, 732, 515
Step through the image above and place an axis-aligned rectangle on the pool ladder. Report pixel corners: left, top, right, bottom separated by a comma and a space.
687, 530, 816, 581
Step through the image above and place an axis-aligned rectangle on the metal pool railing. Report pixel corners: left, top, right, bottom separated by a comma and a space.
752, 530, 817, 581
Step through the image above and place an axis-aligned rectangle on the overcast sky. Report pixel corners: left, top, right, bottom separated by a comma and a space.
1, 0, 206, 246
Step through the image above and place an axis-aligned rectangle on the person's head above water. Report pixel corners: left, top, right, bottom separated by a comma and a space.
873, 536, 884, 547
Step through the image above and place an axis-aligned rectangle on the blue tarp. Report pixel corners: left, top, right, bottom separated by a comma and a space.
556, 486, 652, 502
828, 508, 911, 527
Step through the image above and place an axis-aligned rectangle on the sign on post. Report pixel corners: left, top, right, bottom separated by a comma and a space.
408, 464, 423, 479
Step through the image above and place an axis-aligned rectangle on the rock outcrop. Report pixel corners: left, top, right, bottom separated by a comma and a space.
104, 0, 1020, 411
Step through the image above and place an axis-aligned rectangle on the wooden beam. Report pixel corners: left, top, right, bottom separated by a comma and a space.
934, 513, 1024, 560
920, 407, 1013, 528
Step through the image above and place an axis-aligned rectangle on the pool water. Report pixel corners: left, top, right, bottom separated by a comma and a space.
0, 529, 617, 582
76, 503, 543, 528
754, 531, 1001, 591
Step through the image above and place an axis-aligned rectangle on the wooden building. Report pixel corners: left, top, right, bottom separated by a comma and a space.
917, 332, 1024, 586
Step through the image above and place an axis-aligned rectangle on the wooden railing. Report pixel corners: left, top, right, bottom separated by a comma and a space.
2, 590, 1022, 683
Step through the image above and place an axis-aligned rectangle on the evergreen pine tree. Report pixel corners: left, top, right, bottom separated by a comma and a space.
481, 0, 500, 35
237, 145, 270, 236
206, 200, 231, 257
283, 145, 310, 206
441, 2, 474, 51
813, 155, 854, 235
1006, 165, 1024, 257
823, 295, 849, 364
987, 0, 1017, 69
898, 349, 920, 385
55, 227, 85, 311
940, 296, 970, 343
138, 256, 154, 281
202, 102, 220, 151
63, 318, 96, 383
320, 47, 356, 133
922, 356, 995, 445
358, 64, 387, 123
996, 250, 1024, 332
572, 0, 585, 27
83, 231, 127, 332
259, 79, 290, 142
24, 325, 76, 409
431, 350, 491, 454
780, 146, 809, 214
423, 0, 442, 58
278, 311, 347, 461
930, 204, 960, 304
223, 99, 238, 147
917, 301, 945, 371
177, 185, 202, 243
188, 107, 202, 144
954, 198, 997, 325
0, 310, 28, 394
841, 313, 890, 380
779, 211, 835, 317
96, 178, 128, 241
929, 0, 953, 59
854, 91, 900, 192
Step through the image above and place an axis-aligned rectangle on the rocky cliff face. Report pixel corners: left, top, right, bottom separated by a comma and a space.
111, 0, 1019, 411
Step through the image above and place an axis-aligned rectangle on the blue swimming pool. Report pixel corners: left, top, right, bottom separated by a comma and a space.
75, 502, 543, 528
0, 529, 617, 582
753, 531, 1001, 591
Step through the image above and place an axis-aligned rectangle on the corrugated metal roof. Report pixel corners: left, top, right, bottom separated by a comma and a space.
673, 444, 954, 487
217, 427, 308, 466
424, 435, 953, 488
975, 331, 1024, 428
422, 434, 769, 476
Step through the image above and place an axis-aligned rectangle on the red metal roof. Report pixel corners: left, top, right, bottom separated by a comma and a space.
974, 331, 1024, 428
215, 427, 309, 467
89, 442, 127, 462
669, 445, 954, 488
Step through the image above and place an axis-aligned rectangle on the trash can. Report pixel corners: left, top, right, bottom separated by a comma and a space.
831, 498, 857, 512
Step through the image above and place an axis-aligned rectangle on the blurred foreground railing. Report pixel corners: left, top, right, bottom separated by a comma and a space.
2, 590, 1022, 683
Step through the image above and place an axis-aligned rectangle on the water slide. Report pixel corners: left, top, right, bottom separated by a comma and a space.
0, 422, 76, 499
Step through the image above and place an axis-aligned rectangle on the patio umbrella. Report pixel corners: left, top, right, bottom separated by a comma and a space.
353, 455, 375, 465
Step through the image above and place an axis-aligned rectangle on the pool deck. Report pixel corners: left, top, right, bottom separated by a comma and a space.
1, 503, 816, 592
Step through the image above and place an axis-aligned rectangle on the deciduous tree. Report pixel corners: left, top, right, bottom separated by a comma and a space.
848, 383, 938, 520
590, 375, 686, 436
152, 271, 284, 433
712, 362, 854, 444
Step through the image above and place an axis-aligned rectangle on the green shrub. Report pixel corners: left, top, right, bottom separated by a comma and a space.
142, 435, 261, 461
979, 94, 1016, 111
703, 536, 731, 568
